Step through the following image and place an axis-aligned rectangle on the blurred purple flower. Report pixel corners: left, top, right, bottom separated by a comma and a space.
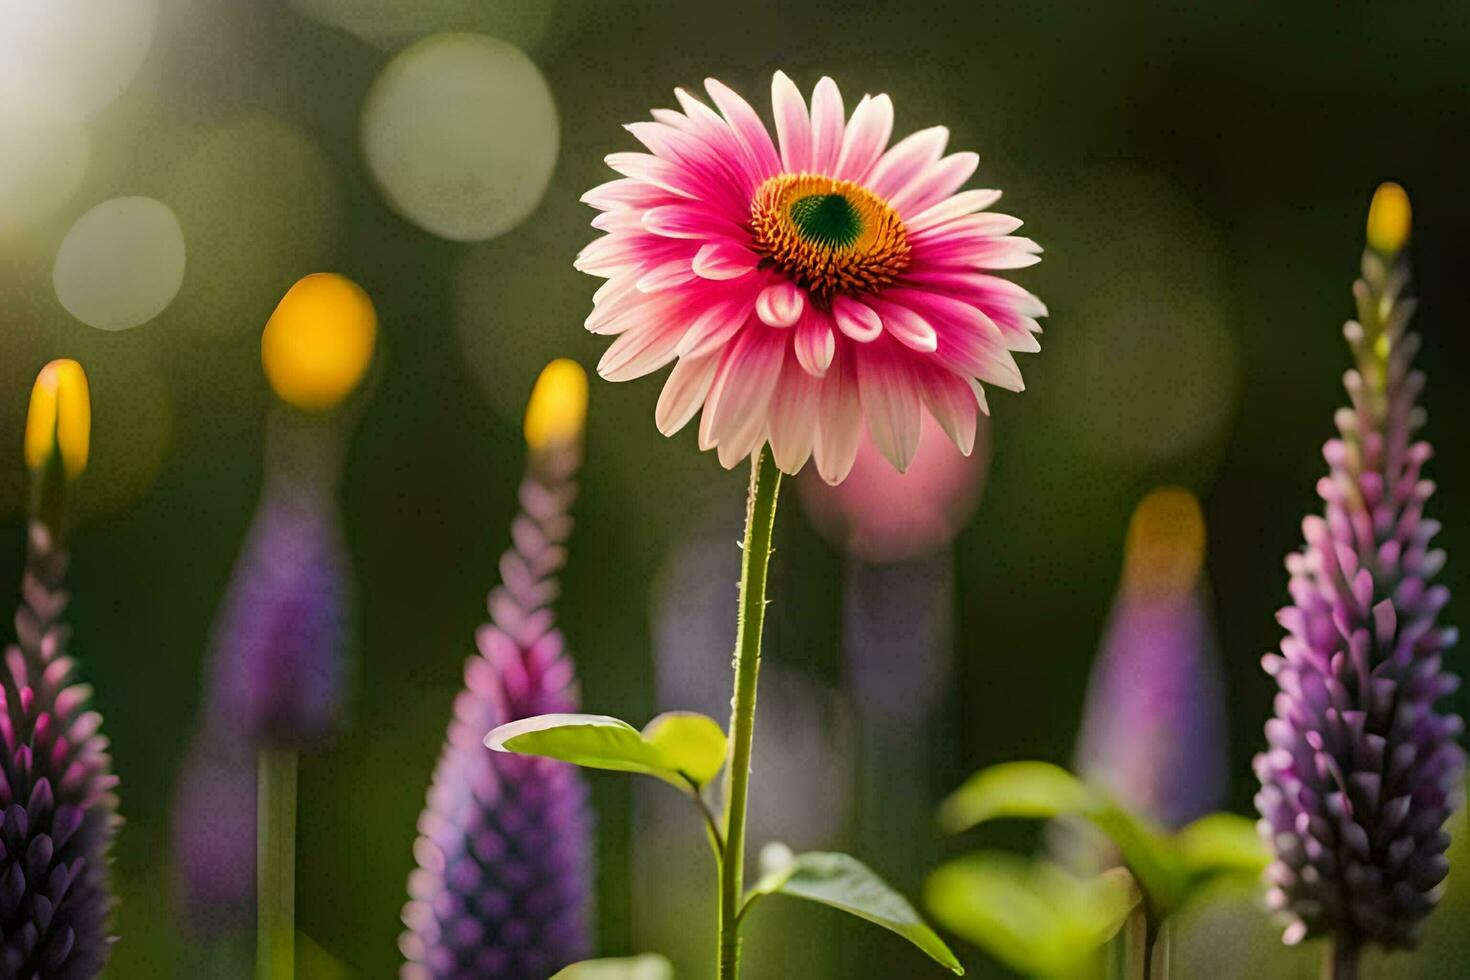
402, 361, 594, 978
170, 735, 256, 935
206, 442, 350, 745
1254, 188, 1462, 955
1074, 488, 1226, 830
1, 524, 120, 978
173, 415, 351, 929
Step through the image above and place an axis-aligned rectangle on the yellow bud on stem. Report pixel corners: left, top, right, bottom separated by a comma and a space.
1122, 487, 1205, 598
1366, 182, 1411, 256
261, 273, 378, 412
524, 359, 589, 452
25, 359, 90, 479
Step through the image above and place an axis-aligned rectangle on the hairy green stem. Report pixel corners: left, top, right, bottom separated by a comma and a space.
257, 745, 298, 980
717, 448, 782, 980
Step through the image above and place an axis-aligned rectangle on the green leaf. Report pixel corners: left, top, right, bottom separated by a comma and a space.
641, 712, 728, 786
485, 711, 727, 788
1084, 804, 1189, 916
938, 762, 1197, 914
744, 844, 964, 975
937, 762, 1095, 834
549, 954, 674, 980
1176, 813, 1269, 878
924, 854, 1139, 980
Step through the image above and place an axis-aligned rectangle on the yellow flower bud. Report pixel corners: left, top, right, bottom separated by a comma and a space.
261, 273, 378, 412
523, 359, 589, 452
1122, 487, 1205, 598
1366, 182, 1411, 255
24, 359, 91, 479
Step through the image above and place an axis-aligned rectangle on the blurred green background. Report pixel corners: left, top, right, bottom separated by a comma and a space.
2, 0, 1469, 976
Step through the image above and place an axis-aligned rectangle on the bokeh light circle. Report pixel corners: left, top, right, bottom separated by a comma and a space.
360, 33, 559, 242
0, 0, 158, 124
53, 197, 186, 331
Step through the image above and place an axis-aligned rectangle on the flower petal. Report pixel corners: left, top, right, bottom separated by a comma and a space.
678, 294, 758, 358
643, 204, 746, 241
692, 242, 759, 280
856, 345, 923, 471
834, 93, 893, 181
656, 353, 721, 436
604, 152, 699, 199
597, 322, 684, 382
636, 260, 698, 293
890, 152, 980, 218
907, 188, 1003, 233
771, 70, 812, 173
794, 309, 836, 377
871, 299, 939, 353
868, 126, 948, 202
756, 281, 805, 328
808, 76, 846, 174
700, 327, 786, 466
812, 349, 861, 484
831, 294, 883, 343
582, 177, 674, 212
916, 365, 981, 456
705, 77, 782, 184
767, 351, 821, 474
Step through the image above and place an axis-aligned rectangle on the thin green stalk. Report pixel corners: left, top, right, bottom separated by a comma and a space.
1148, 921, 1171, 980
718, 447, 783, 980
257, 745, 298, 980
1324, 931, 1359, 980
1122, 904, 1148, 980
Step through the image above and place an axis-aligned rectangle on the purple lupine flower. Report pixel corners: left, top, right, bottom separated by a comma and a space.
173, 416, 351, 926
207, 423, 351, 745
401, 360, 594, 979
1075, 488, 1226, 830
170, 735, 257, 935
1, 530, 120, 975
1254, 185, 1462, 958
3, 359, 118, 978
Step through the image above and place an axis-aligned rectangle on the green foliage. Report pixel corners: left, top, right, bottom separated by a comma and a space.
550, 954, 675, 980
744, 843, 965, 975
936, 761, 1267, 920
485, 711, 727, 789
925, 854, 1139, 979
937, 762, 1095, 832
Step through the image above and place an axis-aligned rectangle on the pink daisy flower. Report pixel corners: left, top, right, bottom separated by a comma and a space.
577, 71, 1046, 484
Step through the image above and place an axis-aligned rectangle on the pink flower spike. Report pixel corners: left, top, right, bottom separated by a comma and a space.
577, 72, 1047, 482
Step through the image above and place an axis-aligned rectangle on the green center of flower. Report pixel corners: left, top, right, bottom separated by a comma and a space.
750, 174, 911, 298
788, 193, 862, 249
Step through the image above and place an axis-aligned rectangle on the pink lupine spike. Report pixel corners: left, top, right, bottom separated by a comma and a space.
1256, 191, 1462, 954
0, 525, 119, 977
402, 434, 593, 978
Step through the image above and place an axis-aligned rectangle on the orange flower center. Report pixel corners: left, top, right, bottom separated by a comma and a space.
749, 174, 910, 300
